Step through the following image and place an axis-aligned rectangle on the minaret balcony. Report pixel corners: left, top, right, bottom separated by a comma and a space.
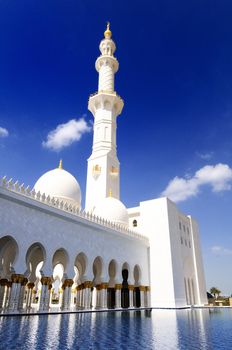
88, 91, 124, 116
95, 55, 119, 73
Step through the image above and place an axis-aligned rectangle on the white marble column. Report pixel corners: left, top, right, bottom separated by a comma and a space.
83, 281, 93, 309
115, 284, 122, 308
80, 287, 84, 308
129, 285, 134, 308
95, 285, 101, 308
18, 278, 28, 310
75, 286, 81, 308
39, 277, 52, 312
8, 274, 25, 312
145, 286, 150, 307
91, 287, 97, 309
140, 286, 145, 307
71, 287, 75, 307
0, 279, 7, 309
25, 283, 35, 309
99, 283, 108, 308
61, 279, 73, 310
3, 282, 11, 309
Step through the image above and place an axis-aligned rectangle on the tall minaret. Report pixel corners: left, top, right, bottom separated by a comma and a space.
85, 23, 124, 211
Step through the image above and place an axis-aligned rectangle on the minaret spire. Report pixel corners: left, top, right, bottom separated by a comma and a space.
58, 159, 63, 169
85, 24, 124, 211
104, 22, 112, 39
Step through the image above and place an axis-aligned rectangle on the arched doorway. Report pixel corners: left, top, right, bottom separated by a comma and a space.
74, 252, 88, 285
121, 262, 129, 308
133, 265, 141, 308
0, 236, 18, 279
51, 248, 69, 306
25, 242, 46, 283
74, 252, 88, 307
92, 256, 104, 308
108, 259, 117, 308
25, 242, 46, 307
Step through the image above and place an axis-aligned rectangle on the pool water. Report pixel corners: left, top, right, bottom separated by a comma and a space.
0, 309, 232, 349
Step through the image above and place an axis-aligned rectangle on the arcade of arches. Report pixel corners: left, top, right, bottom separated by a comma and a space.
0, 236, 150, 313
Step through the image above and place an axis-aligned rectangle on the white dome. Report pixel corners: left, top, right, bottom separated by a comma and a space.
93, 197, 129, 226
34, 166, 81, 207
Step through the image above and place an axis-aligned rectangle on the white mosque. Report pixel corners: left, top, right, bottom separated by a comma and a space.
0, 24, 207, 313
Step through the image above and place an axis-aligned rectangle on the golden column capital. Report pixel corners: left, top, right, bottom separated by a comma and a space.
96, 283, 109, 290
27, 282, 35, 289
0, 278, 8, 286
66, 279, 74, 287
139, 285, 146, 292
40, 276, 52, 285
62, 279, 74, 289
11, 274, 25, 283
21, 277, 28, 286
128, 285, 135, 291
83, 281, 93, 289
115, 284, 122, 290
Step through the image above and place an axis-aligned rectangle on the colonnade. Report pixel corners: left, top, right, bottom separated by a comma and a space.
0, 236, 151, 314
0, 275, 150, 313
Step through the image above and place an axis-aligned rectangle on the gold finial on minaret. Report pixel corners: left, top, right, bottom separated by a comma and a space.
104, 21, 112, 39
58, 159, 63, 169
109, 188, 113, 197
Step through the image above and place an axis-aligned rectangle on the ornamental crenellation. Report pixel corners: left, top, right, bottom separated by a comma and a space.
0, 175, 148, 244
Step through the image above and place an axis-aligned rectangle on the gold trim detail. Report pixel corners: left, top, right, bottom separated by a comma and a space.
62, 279, 74, 289
58, 159, 63, 169
128, 285, 135, 291
110, 166, 118, 176
27, 282, 35, 289
92, 164, 101, 176
115, 284, 122, 290
40, 277, 52, 285
139, 285, 146, 292
11, 274, 25, 284
104, 21, 112, 39
0, 279, 8, 286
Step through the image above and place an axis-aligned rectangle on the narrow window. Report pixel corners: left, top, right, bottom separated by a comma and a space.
133, 219, 137, 227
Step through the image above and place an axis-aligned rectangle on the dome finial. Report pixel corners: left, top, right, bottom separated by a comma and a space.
104, 21, 112, 39
58, 159, 63, 170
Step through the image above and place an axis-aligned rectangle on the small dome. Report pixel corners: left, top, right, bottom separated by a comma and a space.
34, 164, 81, 207
93, 197, 129, 226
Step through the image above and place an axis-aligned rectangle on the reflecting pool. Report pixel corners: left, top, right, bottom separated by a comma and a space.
0, 309, 232, 349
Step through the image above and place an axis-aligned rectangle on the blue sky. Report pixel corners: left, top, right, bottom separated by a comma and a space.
1, 0, 232, 295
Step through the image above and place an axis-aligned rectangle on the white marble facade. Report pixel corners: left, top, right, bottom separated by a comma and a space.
0, 24, 207, 313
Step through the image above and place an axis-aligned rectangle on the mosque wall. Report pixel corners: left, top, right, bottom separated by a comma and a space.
0, 187, 149, 286
188, 216, 208, 305
128, 197, 207, 307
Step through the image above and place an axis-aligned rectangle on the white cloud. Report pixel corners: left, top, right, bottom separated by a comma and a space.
211, 246, 232, 256
0, 127, 9, 138
42, 118, 91, 151
161, 163, 232, 202
197, 151, 214, 160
